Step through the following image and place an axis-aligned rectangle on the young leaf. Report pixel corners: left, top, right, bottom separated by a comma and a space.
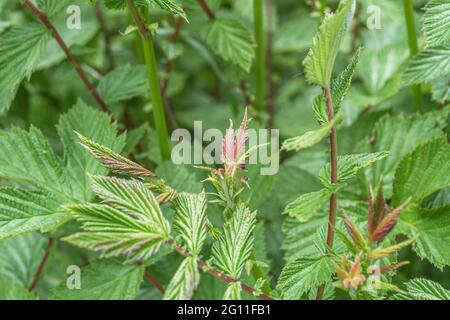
211, 205, 256, 279
392, 278, 450, 300
0, 23, 50, 114
277, 255, 334, 299
164, 256, 200, 300
202, 18, 255, 72
281, 116, 341, 152
0, 188, 68, 240
52, 259, 145, 300
78, 133, 154, 178
90, 176, 170, 237
423, 0, 450, 47
319, 152, 389, 188
173, 192, 208, 256
393, 137, 450, 206
223, 282, 241, 300
64, 204, 168, 260
403, 45, 450, 85
303, 0, 355, 86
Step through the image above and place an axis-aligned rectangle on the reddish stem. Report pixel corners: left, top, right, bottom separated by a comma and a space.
144, 270, 166, 294
316, 86, 338, 300
197, 0, 216, 20
24, 0, 110, 114
28, 238, 54, 292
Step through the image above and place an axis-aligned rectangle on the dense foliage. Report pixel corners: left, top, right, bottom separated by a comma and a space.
0, 0, 449, 300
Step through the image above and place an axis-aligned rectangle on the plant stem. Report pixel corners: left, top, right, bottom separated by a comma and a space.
267, 0, 275, 128
94, 3, 116, 70
253, 0, 266, 116
198, 0, 216, 19
127, 0, 171, 161
24, 0, 110, 114
144, 270, 166, 294
402, 0, 422, 113
316, 86, 338, 300
168, 239, 273, 300
28, 238, 54, 292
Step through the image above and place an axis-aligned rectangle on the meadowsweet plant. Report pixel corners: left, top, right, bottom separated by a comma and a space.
0, 0, 449, 302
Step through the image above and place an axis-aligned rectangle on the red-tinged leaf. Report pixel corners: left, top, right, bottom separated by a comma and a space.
371, 198, 411, 243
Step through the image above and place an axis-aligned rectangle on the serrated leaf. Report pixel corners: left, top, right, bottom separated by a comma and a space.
163, 256, 200, 300
104, 0, 188, 22
57, 101, 126, 201
202, 18, 255, 72
0, 233, 46, 287
0, 276, 36, 300
52, 259, 144, 300
37, 0, 74, 16
403, 45, 450, 85
392, 278, 450, 300
211, 205, 256, 278
423, 0, 450, 47
400, 205, 450, 269
0, 188, 68, 240
277, 255, 334, 299
319, 152, 389, 188
303, 0, 355, 86
173, 192, 208, 255
312, 48, 362, 123
283, 189, 331, 222
97, 65, 148, 105
393, 137, 450, 206
0, 23, 50, 114
64, 203, 168, 260
223, 281, 241, 300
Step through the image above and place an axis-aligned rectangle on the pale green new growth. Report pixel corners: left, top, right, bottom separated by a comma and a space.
164, 257, 200, 300
392, 279, 450, 300
423, 0, 450, 47
303, 0, 355, 86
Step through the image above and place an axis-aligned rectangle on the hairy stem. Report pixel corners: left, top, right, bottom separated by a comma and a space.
94, 3, 116, 70
402, 0, 422, 113
127, 0, 171, 161
316, 85, 338, 300
24, 0, 110, 114
253, 0, 266, 116
267, 0, 275, 128
168, 239, 273, 300
28, 238, 54, 292
198, 0, 216, 20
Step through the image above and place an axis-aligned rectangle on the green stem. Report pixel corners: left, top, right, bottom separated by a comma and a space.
127, 0, 171, 161
253, 0, 266, 116
402, 0, 422, 113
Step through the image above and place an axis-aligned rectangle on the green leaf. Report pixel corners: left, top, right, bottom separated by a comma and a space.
423, 0, 450, 47
281, 116, 340, 152
163, 256, 200, 300
57, 101, 126, 201
277, 255, 334, 299
403, 45, 450, 85
91, 175, 170, 237
223, 281, 241, 300
303, 0, 355, 86
104, 0, 188, 22
370, 111, 448, 194
319, 152, 389, 188
0, 126, 66, 197
202, 18, 255, 72
212, 205, 256, 278
97, 65, 148, 105
431, 75, 450, 103
393, 137, 450, 206
0, 233, 46, 287
399, 205, 450, 269
64, 203, 168, 260
173, 192, 208, 256
392, 278, 450, 300
312, 48, 362, 123
0, 276, 36, 300
52, 259, 144, 300
284, 189, 330, 222
0, 188, 68, 240
37, 0, 74, 16
0, 23, 50, 114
